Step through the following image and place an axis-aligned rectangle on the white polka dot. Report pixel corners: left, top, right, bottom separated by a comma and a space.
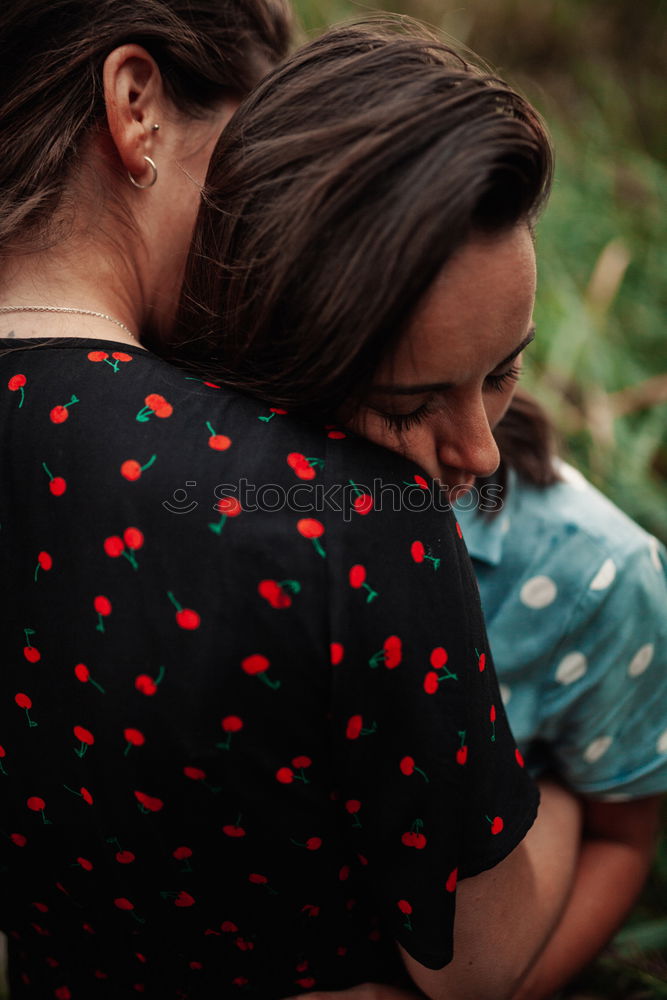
555, 652, 588, 685
628, 643, 654, 678
520, 575, 557, 609
589, 558, 616, 591
649, 537, 662, 572
500, 517, 511, 535
556, 461, 587, 491
657, 729, 667, 755
600, 792, 631, 802
583, 736, 613, 763
499, 683, 511, 705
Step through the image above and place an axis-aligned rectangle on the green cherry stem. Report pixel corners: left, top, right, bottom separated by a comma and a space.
208, 515, 227, 535
310, 537, 326, 559
362, 582, 378, 603
257, 673, 281, 691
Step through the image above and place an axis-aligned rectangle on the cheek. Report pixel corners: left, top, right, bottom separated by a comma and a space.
484, 388, 516, 432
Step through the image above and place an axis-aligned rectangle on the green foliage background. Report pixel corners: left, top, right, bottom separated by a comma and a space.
290, 2, 667, 998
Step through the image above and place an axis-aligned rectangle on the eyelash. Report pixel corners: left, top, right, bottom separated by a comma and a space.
380, 364, 522, 432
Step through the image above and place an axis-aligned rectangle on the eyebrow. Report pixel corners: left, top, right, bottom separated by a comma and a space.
371, 327, 536, 396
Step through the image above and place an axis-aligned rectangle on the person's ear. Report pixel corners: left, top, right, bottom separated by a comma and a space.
103, 45, 163, 183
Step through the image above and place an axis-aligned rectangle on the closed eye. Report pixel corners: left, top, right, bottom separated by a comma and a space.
484, 364, 521, 393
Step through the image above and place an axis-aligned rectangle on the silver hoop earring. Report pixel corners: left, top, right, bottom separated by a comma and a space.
128, 156, 158, 190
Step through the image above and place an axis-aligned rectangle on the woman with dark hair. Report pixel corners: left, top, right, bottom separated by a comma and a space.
1, 14, 578, 1000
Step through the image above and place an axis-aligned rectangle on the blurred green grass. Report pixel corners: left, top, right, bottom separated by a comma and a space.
291, 2, 667, 998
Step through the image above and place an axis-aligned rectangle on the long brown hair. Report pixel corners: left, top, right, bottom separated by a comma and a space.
168, 20, 553, 418
0, 0, 293, 256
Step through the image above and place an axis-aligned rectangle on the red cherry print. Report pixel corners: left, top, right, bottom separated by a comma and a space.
430, 647, 447, 669
222, 715, 243, 733
248, 873, 267, 884
327, 429, 346, 439
176, 608, 201, 632
206, 421, 232, 450
276, 766, 294, 784
383, 635, 402, 669
257, 578, 299, 609
121, 458, 146, 481
73, 662, 105, 694
80, 786, 93, 805
104, 535, 125, 558
330, 642, 344, 665
346, 715, 362, 740
123, 527, 144, 551
33, 901, 49, 913
221, 920, 238, 933
8, 373, 27, 407
490, 704, 497, 742
34, 551, 53, 581
456, 521, 463, 539
515, 747, 525, 768
423, 671, 439, 695
42, 463, 67, 496
445, 868, 458, 893
339, 865, 350, 881
46, 956, 59, 967
456, 730, 468, 765
11, 833, 27, 847
301, 904, 320, 917
287, 452, 317, 480
477, 648, 486, 672
397, 899, 413, 930
296, 960, 309, 973
15, 691, 37, 727
124, 728, 145, 755
297, 518, 326, 558
0, 745, 6, 776
173, 846, 192, 861
94, 596, 111, 614
296, 979, 316, 990
23, 646, 40, 663
134, 790, 163, 813
174, 891, 195, 907
209, 495, 242, 535
292, 754, 311, 769
189, 961, 203, 971
349, 564, 378, 603
344, 800, 362, 828
414, 475, 429, 489
241, 653, 280, 690
488, 815, 504, 835
184, 766, 206, 781
401, 819, 426, 849
112, 351, 133, 362
167, 591, 201, 630
348, 480, 373, 514
49, 394, 79, 424
306, 837, 322, 851
116, 850, 135, 864
54, 987, 72, 1000
87, 351, 108, 362
27, 795, 50, 824
76, 856, 93, 870
222, 824, 246, 838
134, 665, 165, 694
145, 393, 171, 416
410, 540, 425, 564
399, 755, 429, 782
73, 725, 94, 758
257, 405, 288, 422
353, 493, 373, 515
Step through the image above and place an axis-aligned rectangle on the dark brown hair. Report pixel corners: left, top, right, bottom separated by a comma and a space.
169, 20, 553, 417
0, 0, 293, 255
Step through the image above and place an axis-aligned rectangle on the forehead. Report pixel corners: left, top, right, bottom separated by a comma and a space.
377, 226, 537, 385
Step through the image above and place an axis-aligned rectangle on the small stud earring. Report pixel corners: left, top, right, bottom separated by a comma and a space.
151, 124, 160, 132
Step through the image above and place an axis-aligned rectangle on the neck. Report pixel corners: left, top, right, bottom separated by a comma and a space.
0, 233, 147, 348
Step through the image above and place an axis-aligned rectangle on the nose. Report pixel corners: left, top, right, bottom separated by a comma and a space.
435, 402, 500, 483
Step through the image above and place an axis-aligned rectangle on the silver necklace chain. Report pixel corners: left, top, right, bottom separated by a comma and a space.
0, 306, 140, 343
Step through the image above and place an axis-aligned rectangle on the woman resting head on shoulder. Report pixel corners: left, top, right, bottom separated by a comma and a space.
168, 19, 585, 1000
170, 18, 549, 496
0, 0, 292, 346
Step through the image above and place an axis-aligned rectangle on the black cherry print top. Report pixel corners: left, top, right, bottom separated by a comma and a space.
0, 337, 538, 999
